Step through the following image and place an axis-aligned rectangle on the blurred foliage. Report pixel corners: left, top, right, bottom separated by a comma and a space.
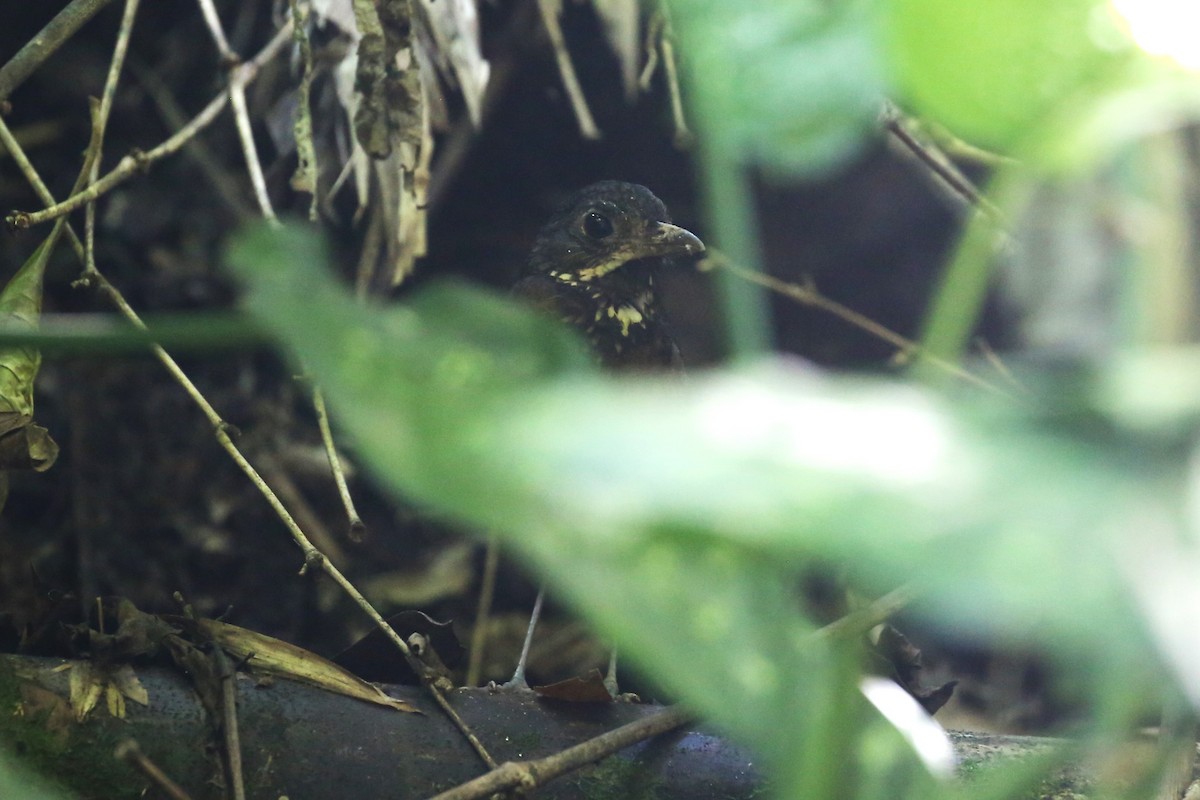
6, 0, 1200, 797
226, 1, 1200, 797
0, 748, 66, 800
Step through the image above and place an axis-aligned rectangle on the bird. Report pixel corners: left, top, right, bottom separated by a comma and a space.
513, 180, 704, 372
499, 181, 704, 693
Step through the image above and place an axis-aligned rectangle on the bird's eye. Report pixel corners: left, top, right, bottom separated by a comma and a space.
582, 211, 614, 239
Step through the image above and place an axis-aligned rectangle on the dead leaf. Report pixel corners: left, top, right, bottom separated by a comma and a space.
67, 661, 103, 722
178, 617, 418, 713
533, 668, 614, 703
17, 681, 74, 743
416, 0, 490, 125
110, 663, 149, 707
0, 415, 58, 471
591, 0, 639, 99
65, 659, 149, 721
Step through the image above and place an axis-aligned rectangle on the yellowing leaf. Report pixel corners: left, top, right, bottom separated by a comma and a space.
186, 618, 418, 713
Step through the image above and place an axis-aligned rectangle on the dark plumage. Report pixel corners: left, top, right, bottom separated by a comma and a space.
514, 181, 704, 370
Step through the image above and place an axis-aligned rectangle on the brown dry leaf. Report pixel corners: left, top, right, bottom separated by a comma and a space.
193, 618, 418, 713
110, 663, 149, 707
416, 0, 489, 125
0, 229, 62, 493
17, 682, 74, 744
361, 541, 474, 607
332, 0, 429, 289
533, 668, 614, 703
591, 0, 640, 99
65, 660, 149, 721
104, 682, 124, 718
352, 0, 424, 159
67, 661, 103, 722
0, 415, 58, 471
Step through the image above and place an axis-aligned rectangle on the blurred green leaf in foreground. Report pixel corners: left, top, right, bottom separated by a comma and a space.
228, 223, 1189, 798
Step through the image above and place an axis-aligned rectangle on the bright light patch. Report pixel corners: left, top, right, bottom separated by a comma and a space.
1111, 0, 1200, 70
696, 380, 952, 488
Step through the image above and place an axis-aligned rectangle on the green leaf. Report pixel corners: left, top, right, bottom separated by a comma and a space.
0, 226, 61, 417
882, 0, 1131, 152
0, 747, 71, 800
672, 0, 886, 176
228, 222, 1168, 781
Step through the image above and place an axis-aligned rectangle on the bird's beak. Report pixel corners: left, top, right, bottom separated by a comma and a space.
641, 221, 705, 259
572, 221, 706, 281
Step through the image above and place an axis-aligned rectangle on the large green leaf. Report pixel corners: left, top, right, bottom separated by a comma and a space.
671, 0, 886, 176
0, 748, 70, 800
228, 223, 1168, 787
881, 0, 1131, 152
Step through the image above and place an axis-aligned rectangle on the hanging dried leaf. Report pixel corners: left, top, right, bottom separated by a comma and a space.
0, 228, 61, 490
416, 0, 490, 126
592, 0, 640, 99
312, 0, 358, 34
0, 418, 58, 471
352, 0, 424, 159
290, 0, 320, 216
0, 231, 54, 418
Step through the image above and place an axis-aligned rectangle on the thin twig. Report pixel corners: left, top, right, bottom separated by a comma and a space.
1, 64, 497, 771
657, 2, 692, 148
312, 385, 365, 541
114, 740, 194, 800
704, 252, 1014, 399
5, 21, 293, 230
637, 11, 663, 91
194, 0, 278, 222
0, 117, 86, 262
83, 0, 142, 283
228, 83, 277, 221
255, 452, 349, 566
974, 337, 1030, 394
127, 57, 257, 220
427, 705, 692, 800
814, 586, 915, 641
0, 0, 119, 103
535, 0, 600, 140
195, 0, 236, 61
881, 102, 1001, 222
211, 647, 247, 800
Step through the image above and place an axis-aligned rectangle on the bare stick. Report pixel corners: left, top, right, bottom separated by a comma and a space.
6, 21, 293, 230
637, 12, 663, 90
83, 0, 142, 282
427, 705, 691, 800
705, 252, 1015, 398
194, 0, 277, 222
0, 0, 118, 103
815, 586, 915, 641
536, 0, 600, 140
114, 740, 194, 800
128, 57, 256, 219
311, 385, 365, 541
0, 116, 87, 263
195, 0, 235, 61
212, 648, 247, 800
881, 102, 1002, 222
255, 453, 349, 566
657, 3, 692, 148
2, 76, 497, 774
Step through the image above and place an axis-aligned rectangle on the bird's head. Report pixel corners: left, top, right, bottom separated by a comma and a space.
527, 181, 704, 287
